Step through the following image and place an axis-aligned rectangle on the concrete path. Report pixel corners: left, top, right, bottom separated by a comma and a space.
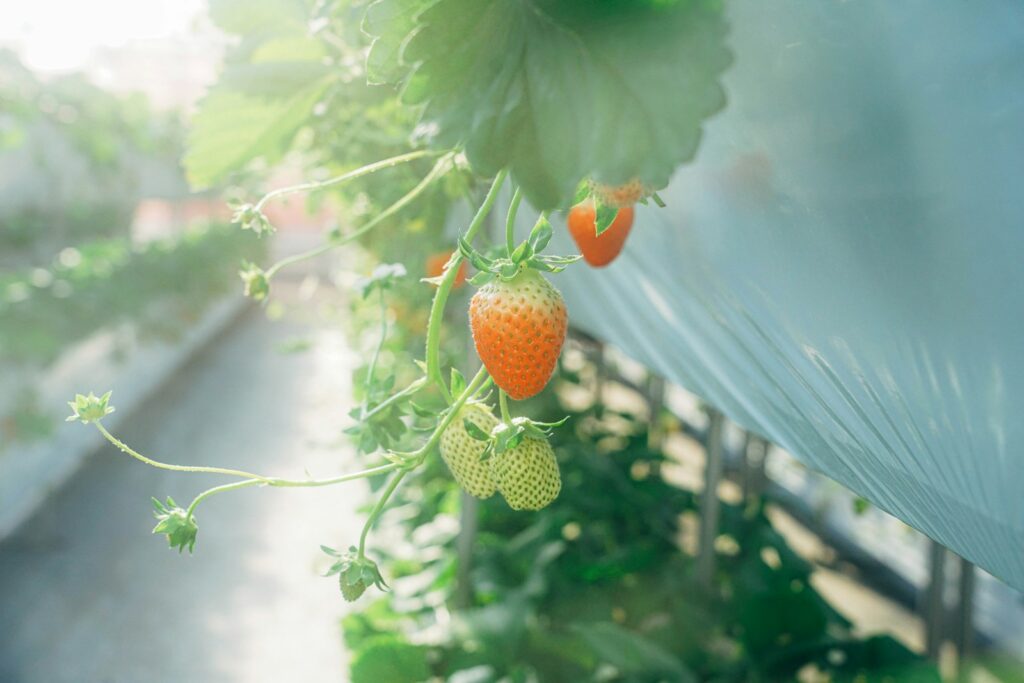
0, 283, 367, 682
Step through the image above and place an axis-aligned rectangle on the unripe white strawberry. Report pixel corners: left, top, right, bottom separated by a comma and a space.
489, 436, 561, 511
440, 403, 499, 499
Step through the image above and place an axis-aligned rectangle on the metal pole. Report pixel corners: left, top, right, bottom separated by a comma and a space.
454, 491, 479, 609
924, 540, 948, 661
697, 409, 725, 589
954, 556, 975, 667
593, 342, 606, 415
646, 374, 666, 450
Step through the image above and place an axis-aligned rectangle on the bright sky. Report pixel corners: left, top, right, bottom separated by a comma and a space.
0, 0, 209, 73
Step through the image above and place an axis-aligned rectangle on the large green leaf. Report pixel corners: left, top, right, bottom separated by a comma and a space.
183, 29, 332, 188
364, 0, 731, 209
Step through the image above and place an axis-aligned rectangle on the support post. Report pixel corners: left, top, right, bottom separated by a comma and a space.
954, 555, 975, 668
697, 409, 725, 589
924, 540, 948, 661
646, 374, 666, 450
454, 491, 479, 609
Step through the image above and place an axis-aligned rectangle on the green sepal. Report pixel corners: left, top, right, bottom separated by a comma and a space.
322, 545, 389, 602
449, 367, 466, 397
463, 418, 492, 442
66, 391, 115, 425
151, 496, 198, 554
527, 216, 554, 253
593, 198, 619, 237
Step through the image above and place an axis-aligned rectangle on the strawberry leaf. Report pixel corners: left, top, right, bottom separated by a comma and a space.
364, 0, 731, 210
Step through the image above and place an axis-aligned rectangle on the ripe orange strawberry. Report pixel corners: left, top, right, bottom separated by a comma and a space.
567, 202, 635, 268
439, 403, 499, 499
426, 250, 467, 288
589, 178, 653, 208
488, 436, 561, 510
469, 268, 567, 400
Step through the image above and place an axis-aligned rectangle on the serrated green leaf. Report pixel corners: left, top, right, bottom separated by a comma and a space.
365, 0, 731, 210
184, 79, 331, 189
363, 0, 437, 85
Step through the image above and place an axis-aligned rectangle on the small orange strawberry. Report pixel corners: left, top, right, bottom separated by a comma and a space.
426, 250, 467, 288
567, 201, 635, 268
469, 267, 567, 400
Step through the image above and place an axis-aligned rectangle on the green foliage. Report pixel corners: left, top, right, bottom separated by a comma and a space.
341, 372, 941, 682
350, 636, 432, 683
0, 50, 185, 262
0, 225, 264, 367
365, 0, 732, 209
151, 497, 199, 553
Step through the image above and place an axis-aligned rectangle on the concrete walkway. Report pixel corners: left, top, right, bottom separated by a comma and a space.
0, 283, 366, 682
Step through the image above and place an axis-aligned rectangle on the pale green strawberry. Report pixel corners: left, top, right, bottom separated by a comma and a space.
440, 403, 499, 499
489, 436, 561, 511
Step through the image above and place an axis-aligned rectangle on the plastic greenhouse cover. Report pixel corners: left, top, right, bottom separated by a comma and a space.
510, 0, 1024, 590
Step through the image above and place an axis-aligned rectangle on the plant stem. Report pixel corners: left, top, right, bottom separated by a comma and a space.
97, 421, 398, 488
499, 389, 513, 425
264, 154, 453, 281
425, 170, 507, 401
186, 479, 261, 518
253, 149, 439, 212
97, 422, 270, 482
362, 377, 427, 421
357, 469, 407, 560
356, 366, 488, 559
399, 366, 489, 462
505, 186, 522, 258
185, 463, 400, 519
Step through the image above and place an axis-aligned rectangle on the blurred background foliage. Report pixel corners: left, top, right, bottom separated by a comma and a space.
0, 48, 263, 446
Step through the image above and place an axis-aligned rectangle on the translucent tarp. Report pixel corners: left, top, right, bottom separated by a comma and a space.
533, 0, 1024, 589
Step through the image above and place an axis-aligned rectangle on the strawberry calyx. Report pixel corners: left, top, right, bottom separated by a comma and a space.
322, 545, 389, 602
573, 179, 666, 236
462, 411, 568, 458
458, 214, 580, 287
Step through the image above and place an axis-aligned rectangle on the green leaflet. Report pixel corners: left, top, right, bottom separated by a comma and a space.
365, 0, 732, 210
184, 1, 334, 189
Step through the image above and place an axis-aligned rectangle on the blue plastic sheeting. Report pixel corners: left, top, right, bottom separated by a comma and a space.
531, 0, 1024, 589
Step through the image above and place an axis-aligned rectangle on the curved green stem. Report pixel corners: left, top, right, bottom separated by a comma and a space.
186, 479, 261, 518
394, 365, 489, 462
97, 422, 270, 482
505, 186, 522, 258
253, 149, 439, 212
98, 421, 399, 489
425, 170, 508, 401
357, 469, 407, 560
499, 389, 513, 425
263, 243, 335, 280
263, 154, 453, 282
362, 377, 427, 421
185, 462, 399, 519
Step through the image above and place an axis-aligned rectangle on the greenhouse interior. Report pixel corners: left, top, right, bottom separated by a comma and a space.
0, 0, 1022, 681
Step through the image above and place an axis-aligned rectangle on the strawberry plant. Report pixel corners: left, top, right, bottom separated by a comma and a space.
65, 0, 733, 603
